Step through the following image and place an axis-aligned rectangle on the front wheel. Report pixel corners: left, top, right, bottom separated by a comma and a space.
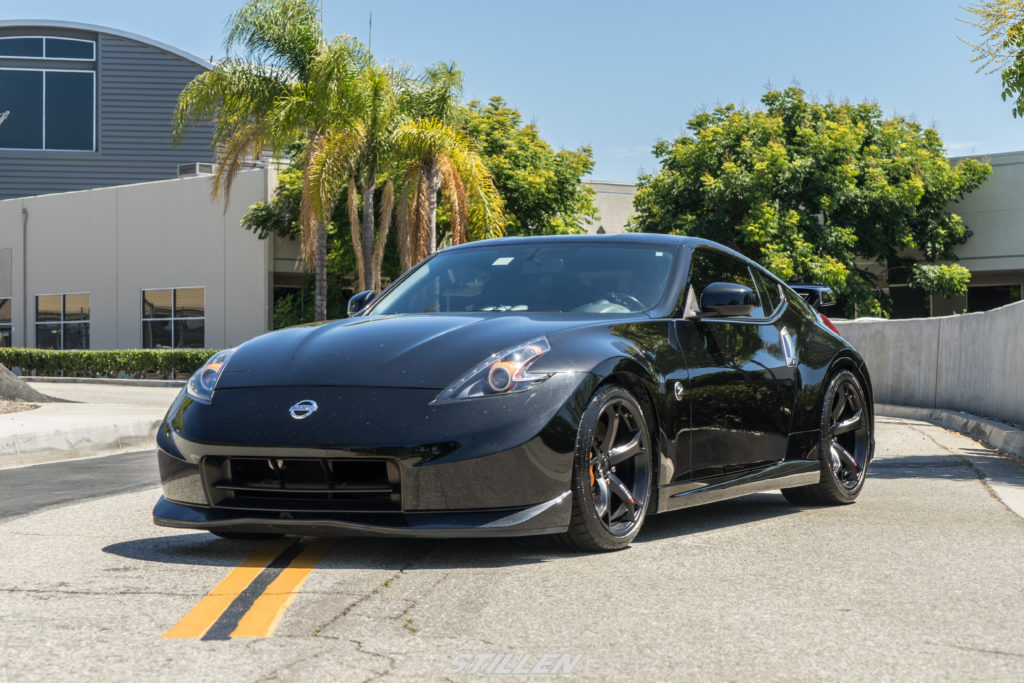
559, 385, 654, 552
783, 369, 873, 506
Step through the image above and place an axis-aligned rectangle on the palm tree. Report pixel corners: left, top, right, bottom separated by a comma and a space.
307, 64, 402, 292
394, 63, 505, 269
172, 0, 369, 321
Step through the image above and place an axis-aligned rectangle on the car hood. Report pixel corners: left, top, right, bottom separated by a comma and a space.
217, 312, 615, 390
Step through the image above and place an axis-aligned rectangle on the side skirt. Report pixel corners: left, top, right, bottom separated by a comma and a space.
654, 460, 821, 514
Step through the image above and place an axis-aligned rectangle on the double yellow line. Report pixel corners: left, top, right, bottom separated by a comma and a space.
164, 538, 334, 639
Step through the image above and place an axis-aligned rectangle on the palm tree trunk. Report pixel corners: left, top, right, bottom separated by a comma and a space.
314, 220, 327, 321
424, 155, 441, 254
362, 168, 377, 291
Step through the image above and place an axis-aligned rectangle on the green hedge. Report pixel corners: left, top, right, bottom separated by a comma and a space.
0, 348, 221, 378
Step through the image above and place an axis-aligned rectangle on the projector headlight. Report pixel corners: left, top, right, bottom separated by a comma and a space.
185, 348, 236, 404
434, 337, 552, 403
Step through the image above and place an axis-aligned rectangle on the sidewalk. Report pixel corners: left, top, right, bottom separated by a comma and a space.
0, 380, 181, 469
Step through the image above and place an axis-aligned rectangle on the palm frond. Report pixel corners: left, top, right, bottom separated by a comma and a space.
298, 134, 326, 266
439, 156, 468, 245
372, 179, 395, 290
226, 0, 323, 79
397, 174, 414, 271
347, 177, 366, 291
211, 121, 271, 206
445, 143, 506, 240
172, 59, 288, 144
306, 126, 364, 224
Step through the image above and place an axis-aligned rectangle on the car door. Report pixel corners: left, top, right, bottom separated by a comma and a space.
674, 247, 797, 481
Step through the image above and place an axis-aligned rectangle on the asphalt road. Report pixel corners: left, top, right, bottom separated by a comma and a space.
1, 417, 1023, 681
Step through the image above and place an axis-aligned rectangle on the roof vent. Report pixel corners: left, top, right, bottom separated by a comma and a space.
177, 162, 215, 177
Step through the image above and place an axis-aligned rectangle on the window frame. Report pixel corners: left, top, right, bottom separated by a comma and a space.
141, 286, 206, 349
0, 66, 96, 152
34, 291, 90, 350
0, 36, 96, 61
0, 297, 11, 348
685, 246, 779, 322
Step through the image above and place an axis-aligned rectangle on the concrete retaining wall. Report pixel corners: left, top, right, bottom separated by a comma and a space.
834, 301, 1024, 427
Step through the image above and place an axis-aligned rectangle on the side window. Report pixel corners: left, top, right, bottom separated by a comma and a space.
688, 249, 765, 319
753, 269, 782, 314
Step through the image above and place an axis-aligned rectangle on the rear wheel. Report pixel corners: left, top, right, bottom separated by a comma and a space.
783, 369, 872, 506
559, 385, 654, 552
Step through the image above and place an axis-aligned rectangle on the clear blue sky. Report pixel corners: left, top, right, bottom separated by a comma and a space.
10, 0, 1023, 181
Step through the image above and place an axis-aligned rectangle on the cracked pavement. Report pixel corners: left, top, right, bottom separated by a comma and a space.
1, 416, 1023, 680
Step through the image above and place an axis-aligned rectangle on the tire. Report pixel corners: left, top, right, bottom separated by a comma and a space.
783, 369, 872, 506
209, 530, 286, 541
558, 384, 654, 552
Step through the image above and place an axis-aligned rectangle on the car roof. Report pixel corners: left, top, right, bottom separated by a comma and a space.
442, 233, 725, 251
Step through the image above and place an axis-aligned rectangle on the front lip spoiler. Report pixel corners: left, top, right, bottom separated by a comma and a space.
152, 491, 571, 538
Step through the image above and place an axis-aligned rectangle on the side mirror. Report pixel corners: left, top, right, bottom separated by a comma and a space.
699, 282, 756, 317
347, 289, 375, 316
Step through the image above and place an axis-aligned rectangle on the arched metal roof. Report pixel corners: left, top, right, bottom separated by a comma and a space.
0, 19, 212, 70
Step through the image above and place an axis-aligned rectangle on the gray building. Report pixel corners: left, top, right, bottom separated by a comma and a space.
0, 20, 213, 200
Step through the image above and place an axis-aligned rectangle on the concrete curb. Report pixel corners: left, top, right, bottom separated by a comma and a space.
877, 403, 1024, 460
0, 417, 161, 470
24, 376, 186, 388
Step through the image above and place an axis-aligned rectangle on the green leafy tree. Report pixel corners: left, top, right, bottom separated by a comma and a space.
963, 1, 1024, 117
630, 88, 991, 316
461, 96, 598, 236
172, 0, 370, 321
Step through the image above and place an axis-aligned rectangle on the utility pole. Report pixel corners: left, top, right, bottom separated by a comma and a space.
368, 11, 372, 52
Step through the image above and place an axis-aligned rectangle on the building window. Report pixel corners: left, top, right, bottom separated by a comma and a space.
35, 293, 90, 349
0, 36, 95, 61
0, 298, 11, 347
0, 36, 96, 152
967, 284, 1022, 313
142, 288, 205, 348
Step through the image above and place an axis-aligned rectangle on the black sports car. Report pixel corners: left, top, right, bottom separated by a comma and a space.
153, 234, 874, 551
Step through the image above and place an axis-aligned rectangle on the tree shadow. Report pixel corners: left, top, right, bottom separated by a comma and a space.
868, 455, 983, 481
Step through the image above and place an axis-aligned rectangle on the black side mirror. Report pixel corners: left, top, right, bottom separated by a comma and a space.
347, 289, 375, 316
699, 282, 756, 317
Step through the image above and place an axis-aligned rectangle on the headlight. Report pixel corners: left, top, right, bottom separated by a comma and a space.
186, 348, 236, 404
434, 337, 552, 402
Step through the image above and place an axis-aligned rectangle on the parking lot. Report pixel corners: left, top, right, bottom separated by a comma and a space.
2, 416, 1023, 680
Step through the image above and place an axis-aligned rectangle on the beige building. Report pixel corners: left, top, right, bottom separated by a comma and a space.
0, 168, 276, 350
583, 180, 636, 234
925, 151, 1024, 317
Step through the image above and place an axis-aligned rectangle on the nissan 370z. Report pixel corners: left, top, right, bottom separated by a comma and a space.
153, 234, 874, 551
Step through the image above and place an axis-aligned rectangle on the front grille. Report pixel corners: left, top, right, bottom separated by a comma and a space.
202, 456, 402, 512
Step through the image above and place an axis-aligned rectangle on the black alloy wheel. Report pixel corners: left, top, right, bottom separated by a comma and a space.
783, 369, 872, 506
560, 385, 653, 551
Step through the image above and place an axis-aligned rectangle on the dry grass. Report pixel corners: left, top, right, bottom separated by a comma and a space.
0, 400, 39, 415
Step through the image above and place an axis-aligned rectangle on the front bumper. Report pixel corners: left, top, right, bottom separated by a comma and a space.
153, 491, 572, 538
153, 373, 596, 536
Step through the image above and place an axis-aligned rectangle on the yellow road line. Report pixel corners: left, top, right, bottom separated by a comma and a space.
162, 538, 293, 639
230, 539, 334, 638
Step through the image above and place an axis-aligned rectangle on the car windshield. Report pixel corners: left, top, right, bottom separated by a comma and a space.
369, 243, 677, 316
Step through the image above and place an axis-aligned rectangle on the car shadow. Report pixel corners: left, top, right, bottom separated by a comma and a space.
103, 493, 804, 569
634, 492, 799, 543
